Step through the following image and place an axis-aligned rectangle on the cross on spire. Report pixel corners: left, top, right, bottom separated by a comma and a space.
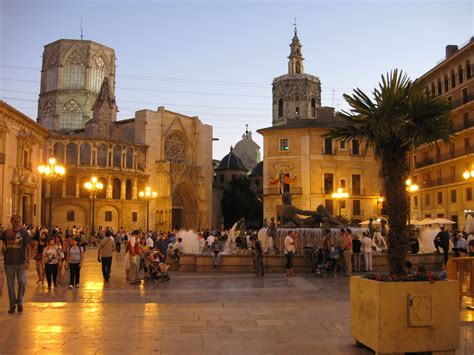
293, 18, 298, 35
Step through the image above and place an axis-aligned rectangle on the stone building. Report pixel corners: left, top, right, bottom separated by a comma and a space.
35, 39, 213, 232
409, 38, 474, 229
37, 39, 116, 131
258, 30, 382, 224
0, 101, 49, 226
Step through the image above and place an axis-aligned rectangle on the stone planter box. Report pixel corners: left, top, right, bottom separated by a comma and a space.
350, 276, 459, 354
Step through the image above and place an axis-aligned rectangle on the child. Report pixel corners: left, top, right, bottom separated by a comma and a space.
172, 237, 185, 263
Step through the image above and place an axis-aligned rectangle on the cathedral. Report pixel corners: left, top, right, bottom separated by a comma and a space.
34, 39, 212, 231
258, 29, 382, 224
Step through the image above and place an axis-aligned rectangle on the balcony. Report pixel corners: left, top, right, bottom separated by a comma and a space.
0, 152, 5, 164
415, 145, 474, 169
264, 187, 302, 195
421, 175, 463, 188
451, 93, 474, 110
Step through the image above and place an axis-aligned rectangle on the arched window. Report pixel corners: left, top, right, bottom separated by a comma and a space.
63, 51, 85, 89
165, 134, 186, 163
80, 143, 91, 166
79, 177, 89, 198
295, 61, 301, 74
458, 65, 464, 84
430, 82, 435, 96
467, 60, 472, 79
126, 148, 133, 169
42, 101, 54, 129
61, 99, 83, 130
66, 143, 78, 165
66, 176, 76, 197
125, 179, 132, 200
97, 178, 107, 199
53, 142, 64, 163
23, 150, 29, 170
113, 145, 122, 167
437, 79, 442, 95
90, 56, 107, 92
112, 178, 121, 199
451, 70, 456, 88
278, 99, 283, 118
97, 144, 108, 167
45, 55, 58, 92
311, 98, 316, 117
444, 74, 449, 92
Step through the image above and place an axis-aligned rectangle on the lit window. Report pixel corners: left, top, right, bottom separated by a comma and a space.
279, 138, 289, 151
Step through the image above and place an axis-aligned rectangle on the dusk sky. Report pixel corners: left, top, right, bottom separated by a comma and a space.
1, 0, 472, 159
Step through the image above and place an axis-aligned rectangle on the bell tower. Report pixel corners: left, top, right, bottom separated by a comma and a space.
288, 26, 304, 75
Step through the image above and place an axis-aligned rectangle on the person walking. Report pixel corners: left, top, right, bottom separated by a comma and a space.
67, 237, 83, 288
1, 215, 30, 313
284, 230, 296, 277
251, 235, 264, 276
361, 231, 373, 272
343, 229, 353, 276
34, 231, 47, 284
128, 230, 141, 284
43, 238, 60, 290
98, 231, 115, 282
434, 226, 450, 263
115, 230, 123, 253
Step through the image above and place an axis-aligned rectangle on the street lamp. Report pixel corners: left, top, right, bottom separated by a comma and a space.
377, 196, 385, 215
462, 169, 474, 180
331, 188, 349, 218
139, 185, 158, 231
405, 178, 419, 229
84, 177, 104, 235
38, 157, 66, 231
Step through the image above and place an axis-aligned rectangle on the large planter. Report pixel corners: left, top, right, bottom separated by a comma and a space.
351, 276, 459, 354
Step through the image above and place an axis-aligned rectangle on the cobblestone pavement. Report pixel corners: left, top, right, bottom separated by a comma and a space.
0, 251, 473, 354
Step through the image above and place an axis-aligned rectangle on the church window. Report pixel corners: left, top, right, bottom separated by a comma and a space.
125, 179, 132, 200
45, 55, 58, 92
458, 65, 464, 84
113, 145, 122, 168
311, 98, 316, 117
112, 178, 121, 199
97, 144, 108, 167
42, 101, 54, 129
80, 143, 91, 166
279, 138, 289, 151
467, 61, 472, 79
125, 148, 133, 169
66, 176, 76, 197
53, 142, 64, 163
66, 143, 78, 165
296, 61, 301, 74
165, 133, 186, 163
63, 51, 85, 89
278, 99, 283, 118
90, 56, 107, 92
61, 99, 83, 130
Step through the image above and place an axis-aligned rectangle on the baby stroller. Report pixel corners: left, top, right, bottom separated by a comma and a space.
143, 251, 171, 283
315, 248, 341, 277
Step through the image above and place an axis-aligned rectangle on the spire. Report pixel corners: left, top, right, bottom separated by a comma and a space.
89, 77, 117, 126
288, 21, 304, 75
92, 77, 116, 111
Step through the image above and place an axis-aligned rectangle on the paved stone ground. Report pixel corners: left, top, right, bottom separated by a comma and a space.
0, 251, 473, 354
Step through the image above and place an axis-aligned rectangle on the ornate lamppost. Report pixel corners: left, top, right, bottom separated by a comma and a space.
331, 188, 349, 218
38, 157, 66, 231
377, 196, 385, 216
139, 185, 157, 231
463, 169, 474, 181
405, 178, 419, 230
84, 177, 104, 235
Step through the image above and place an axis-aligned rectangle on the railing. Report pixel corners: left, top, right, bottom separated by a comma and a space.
415, 145, 474, 169
264, 187, 302, 195
452, 93, 474, 110
454, 119, 474, 132
0, 152, 5, 164
447, 257, 474, 302
422, 175, 462, 188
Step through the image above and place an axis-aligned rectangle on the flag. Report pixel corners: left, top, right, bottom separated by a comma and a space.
282, 175, 297, 184
269, 170, 280, 185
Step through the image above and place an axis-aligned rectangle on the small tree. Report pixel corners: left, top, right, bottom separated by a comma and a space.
221, 176, 263, 229
327, 70, 452, 275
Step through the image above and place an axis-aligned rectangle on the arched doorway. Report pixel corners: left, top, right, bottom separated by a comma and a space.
172, 182, 198, 230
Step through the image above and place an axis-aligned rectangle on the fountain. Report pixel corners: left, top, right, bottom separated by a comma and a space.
175, 230, 201, 254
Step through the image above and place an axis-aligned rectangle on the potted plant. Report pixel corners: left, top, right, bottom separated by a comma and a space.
328, 70, 459, 354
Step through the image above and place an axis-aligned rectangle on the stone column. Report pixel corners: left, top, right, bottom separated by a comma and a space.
106, 176, 112, 199
120, 179, 126, 199
75, 178, 80, 197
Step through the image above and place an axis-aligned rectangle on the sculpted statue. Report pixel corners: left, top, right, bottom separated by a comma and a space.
280, 193, 340, 228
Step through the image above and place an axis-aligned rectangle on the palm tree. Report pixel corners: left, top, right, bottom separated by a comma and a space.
327, 69, 452, 275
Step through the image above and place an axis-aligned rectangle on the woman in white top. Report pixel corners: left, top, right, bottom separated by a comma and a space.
361, 231, 373, 272
284, 231, 296, 277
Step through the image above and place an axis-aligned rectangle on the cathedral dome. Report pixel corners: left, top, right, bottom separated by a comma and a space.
250, 161, 263, 176
216, 147, 247, 171
233, 125, 261, 170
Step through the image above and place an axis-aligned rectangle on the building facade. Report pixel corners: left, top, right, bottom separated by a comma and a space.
32, 38, 213, 232
0, 101, 49, 227
409, 38, 474, 229
259, 31, 382, 225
